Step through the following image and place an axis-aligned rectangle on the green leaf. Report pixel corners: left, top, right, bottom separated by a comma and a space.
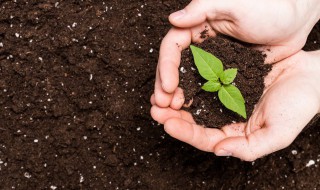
202, 81, 221, 92
190, 45, 223, 81
218, 85, 247, 119
220, 68, 237, 85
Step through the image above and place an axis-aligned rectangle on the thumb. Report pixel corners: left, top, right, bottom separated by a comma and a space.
214, 127, 294, 161
169, 0, 232, 28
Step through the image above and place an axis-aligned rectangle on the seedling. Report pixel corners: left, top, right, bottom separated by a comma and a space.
190, 45, 247, 119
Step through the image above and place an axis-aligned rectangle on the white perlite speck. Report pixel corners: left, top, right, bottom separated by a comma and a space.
24, 172, 31, 178
80, 174, 84, 183
306, 160, 315, 167
195, 109, 202, 115
0, 42, 3, 47
180, 67, 187, 74
291, 150, 297, 155
50, 185, 57, 190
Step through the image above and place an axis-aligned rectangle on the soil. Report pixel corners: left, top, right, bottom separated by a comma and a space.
179, 37, 271, 128
0, 0, 319, 189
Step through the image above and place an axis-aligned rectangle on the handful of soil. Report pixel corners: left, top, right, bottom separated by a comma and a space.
179, 37, 271, 128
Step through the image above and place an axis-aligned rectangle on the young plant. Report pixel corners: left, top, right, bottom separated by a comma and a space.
190, 45, 247, 119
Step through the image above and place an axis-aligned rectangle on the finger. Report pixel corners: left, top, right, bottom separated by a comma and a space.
221, 123, 246, 137
244, 104, 266, 135
190, 23, 216, 43
214, 128, 284, 161
158, 28, 192, 93
255, 45, 300, 64
150, 106, 195, 124
169, 0, 233, 28
170, 87, 185, 110
154, 68, 173, 107
164, 118, 227, 152
150, 94, 156, 105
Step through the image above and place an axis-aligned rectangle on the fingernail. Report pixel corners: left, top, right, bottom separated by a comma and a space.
216, 149, 232, 156
170, 9, 186, 20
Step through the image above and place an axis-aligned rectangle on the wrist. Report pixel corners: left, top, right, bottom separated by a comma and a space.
295, 0, 320, 24
316, 0, 320, 19
316, 1, 320, 20
309, 0, 320, 21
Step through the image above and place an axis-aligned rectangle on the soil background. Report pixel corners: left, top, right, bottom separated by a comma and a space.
0, 0, 319, 189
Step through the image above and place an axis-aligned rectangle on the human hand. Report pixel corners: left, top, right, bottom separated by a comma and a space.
151, 50, 320, 161
169, 0, 320, 62
153, 0, 320, 108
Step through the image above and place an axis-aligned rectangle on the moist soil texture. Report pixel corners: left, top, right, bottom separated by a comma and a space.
0, 0, 319, 189
179, 37, 271, 128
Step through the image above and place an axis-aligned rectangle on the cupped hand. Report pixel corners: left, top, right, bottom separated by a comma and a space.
154, 0, 320, 108
169, 0, 320, 62
151, 50, 320, 161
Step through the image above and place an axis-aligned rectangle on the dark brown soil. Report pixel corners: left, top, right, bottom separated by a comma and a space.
0, 0, 319, 189
180, 37, 271, 127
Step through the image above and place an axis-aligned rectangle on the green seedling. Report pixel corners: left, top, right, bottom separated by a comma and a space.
190, 45, 247, 119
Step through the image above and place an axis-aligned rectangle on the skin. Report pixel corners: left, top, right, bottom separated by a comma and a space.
154, 0, 320, 108
151, 0, 320, 160
151, 50, 320, 161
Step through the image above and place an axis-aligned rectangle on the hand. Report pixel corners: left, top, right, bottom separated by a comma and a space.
154, 0, 320, 108
169, 0, 320, 61
151, 50, 320, 161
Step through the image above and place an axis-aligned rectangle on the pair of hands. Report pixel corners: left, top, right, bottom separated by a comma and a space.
151, 0, 320, 161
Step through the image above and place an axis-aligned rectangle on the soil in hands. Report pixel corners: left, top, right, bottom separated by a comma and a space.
0, 1, 319, 190
179, 37, 271, 128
